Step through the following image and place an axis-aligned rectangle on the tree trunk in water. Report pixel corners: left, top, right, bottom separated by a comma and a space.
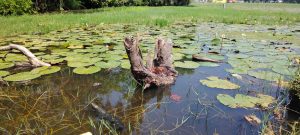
123, 36, 177, 89
0, 44, 51, 67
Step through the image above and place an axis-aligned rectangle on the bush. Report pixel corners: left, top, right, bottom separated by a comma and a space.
289, 70, 300, 99
64, 0, 82, 10
0, 0, 190, 15
0, 0, 34, 15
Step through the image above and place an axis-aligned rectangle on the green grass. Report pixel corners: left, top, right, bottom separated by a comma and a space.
0, 3, 299, 37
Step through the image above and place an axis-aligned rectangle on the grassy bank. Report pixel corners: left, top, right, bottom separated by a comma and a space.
0, 3, 299, 37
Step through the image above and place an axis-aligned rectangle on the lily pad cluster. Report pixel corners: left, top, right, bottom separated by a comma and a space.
0, 23, 198, 77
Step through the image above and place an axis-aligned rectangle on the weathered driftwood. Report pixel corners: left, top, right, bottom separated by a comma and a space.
192, 54, 220, 63
124, 36, 177, 89
0, 44, 50, 67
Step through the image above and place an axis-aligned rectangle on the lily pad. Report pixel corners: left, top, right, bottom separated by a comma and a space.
67, 61, 94, 68
31, 66, 61, 75
94, 61, 120, 68
0, 70, 9, 77
0, 62, 14, 70
248, 70, 283, 81
200, 76, 240, 89
272, 66, 296, 76
174, 61, 200, 69
3, 72, 41, 82
226, 67, 250, 74
199, 62, 219, 67
217, 94, 274, 109
211, 38, 221, 46
120, 60, 130, 69
73, 66, 101, 74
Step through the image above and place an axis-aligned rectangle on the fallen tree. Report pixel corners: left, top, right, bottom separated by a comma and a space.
123, 36, 177, 89
0, 44, 50, 67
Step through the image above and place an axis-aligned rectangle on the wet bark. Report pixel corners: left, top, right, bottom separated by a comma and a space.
0, 44, 51, 67
124, 36, 177, 89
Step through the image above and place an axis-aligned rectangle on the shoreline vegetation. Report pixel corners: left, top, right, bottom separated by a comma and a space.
0, 3, 299, 37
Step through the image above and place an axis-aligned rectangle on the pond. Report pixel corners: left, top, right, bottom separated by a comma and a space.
0, 22, 299, 135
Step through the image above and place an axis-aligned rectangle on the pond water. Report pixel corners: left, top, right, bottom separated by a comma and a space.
0, 22, 299, 135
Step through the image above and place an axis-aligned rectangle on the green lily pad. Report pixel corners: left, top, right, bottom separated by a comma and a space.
272, 66, 296, 76
73, 66, 101, 74
173, 53, 185, 61
205, 54, 225, 60
200, 76, 240, 89
44, 58, 64, 64
31, 66, 61, 75
67, 61, 94, 68
226, 67, 250, 74
120, 60, 130, 69
248, 70, 283, 81
0, 62, 14, 70
4, 54, 28, 62
199, 62, 219, 67
3, 72, 41, 82
104, 55, 123, 61
94, 61, 120, 68
174, 61, 200, 69
211, 38, 221, 46
217, 94, 274, 109
0, 71, 10, 77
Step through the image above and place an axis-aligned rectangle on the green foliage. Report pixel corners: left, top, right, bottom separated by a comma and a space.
289, 70, 300, 99
0, 0, 33, 15
64, 0, 82, 10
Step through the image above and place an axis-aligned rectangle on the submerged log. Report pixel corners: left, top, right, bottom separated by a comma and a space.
192, 54, 220, 63
0, 44, 51, 67
90, 102, 124, 130
124, 36, 177, 89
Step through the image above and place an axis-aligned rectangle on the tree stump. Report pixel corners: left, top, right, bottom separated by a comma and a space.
124, 36, 178, 89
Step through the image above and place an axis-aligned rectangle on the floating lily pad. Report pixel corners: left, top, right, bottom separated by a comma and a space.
174, 61, 200, 69
211, 38, 221, 46
67, 61, 94, 68
0, 62, 14, 70
120, 60, 130, 69
248, 70, 283, 81
0, 70, 9, 77
4, 54, 28, 62
104, 55, 123, 61
173, 53, 185, 61
226, 67, 250, 74
94, 61, 120, 68
73, 66, 101, 74
3, 72, 41, 82
217, 94, 274, 109
31, 66, 61, 75
205, 54, 225, 60
44, 58, 64, 64
200, 76, 240, 89
272, 66, 296, 76
199, 62, 219, 67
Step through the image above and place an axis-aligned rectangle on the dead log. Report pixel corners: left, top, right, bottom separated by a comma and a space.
0, 44, 50, 67
90, 102, 124, 130
192, 54, 220, 63
124, 36, 177, 89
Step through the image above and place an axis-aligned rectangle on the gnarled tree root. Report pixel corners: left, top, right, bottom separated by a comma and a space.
0, 44, 50, 67
124, 36, 177, 89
